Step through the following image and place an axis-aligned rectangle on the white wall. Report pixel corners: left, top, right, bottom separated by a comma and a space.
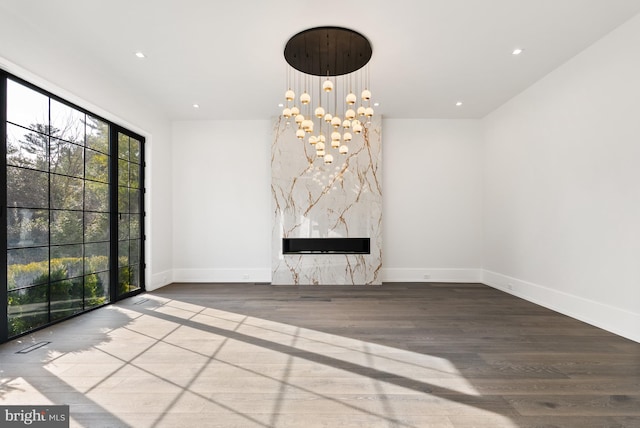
0, 13, 174, 291
382, 119, 484, 282
171, 118, 484, 284
483, 14, 640, 342
171, 120, 272, 282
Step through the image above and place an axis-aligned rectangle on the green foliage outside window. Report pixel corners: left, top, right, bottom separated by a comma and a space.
4, 79, 142, 341
7, 256, 110, 336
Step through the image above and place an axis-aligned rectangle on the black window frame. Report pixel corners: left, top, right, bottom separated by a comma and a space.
0, 70, 145, 343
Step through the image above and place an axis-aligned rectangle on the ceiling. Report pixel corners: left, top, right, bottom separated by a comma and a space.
1, 0, 640, 120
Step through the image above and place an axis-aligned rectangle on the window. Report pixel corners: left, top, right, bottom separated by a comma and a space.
1, 72, 145, 342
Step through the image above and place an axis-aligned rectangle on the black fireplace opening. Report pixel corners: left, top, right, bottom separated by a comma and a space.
282, 238, 370, 254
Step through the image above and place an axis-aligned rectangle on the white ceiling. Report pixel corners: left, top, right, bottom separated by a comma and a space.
2, 0, 640, 120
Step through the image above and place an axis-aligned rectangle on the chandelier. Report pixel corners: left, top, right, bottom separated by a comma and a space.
282, 27, 374, 165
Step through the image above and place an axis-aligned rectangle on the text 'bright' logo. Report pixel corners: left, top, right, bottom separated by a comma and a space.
4, 409, 47, 424
1, 406, 69, 427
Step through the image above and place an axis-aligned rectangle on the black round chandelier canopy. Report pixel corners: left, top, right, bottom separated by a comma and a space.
284, 26, 372, 77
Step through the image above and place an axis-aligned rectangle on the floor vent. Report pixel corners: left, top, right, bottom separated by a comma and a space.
300, 296, 332, 302
17, 341, 51, 354
133, 298, 150, 305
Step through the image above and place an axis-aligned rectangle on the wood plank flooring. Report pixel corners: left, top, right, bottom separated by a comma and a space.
1, 282, 639, 427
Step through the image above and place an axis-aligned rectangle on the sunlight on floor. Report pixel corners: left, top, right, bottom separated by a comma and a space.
1, 295, 518, 427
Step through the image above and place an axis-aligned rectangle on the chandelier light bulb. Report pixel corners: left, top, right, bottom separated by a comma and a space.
365, 107, 374, 117
291, 106, 300, 116
343, 132, 352, 142
295, 114, 305, 125
309, 135, 318, 145
339, 145, 349, 155
361, 89, 371, 101
318, 134, 326, 144
317, 148, 326, 157
282, 108, 292, 118
285, 89, 295, 101
323, 79, 334, 92
315, 142, 325, 151
331, 140, 340, 148
296, 129, 305, 139
302, 119, 314, 133
353, 123, 363, 134
331, 131, 341, 142
324, 154, 334, 164
324, 113, 333, 123
345, 109, 356, 120
331, 116, 342, 128
357, 106, 366, 117
315, 106, 325, 118
346, 93, 357, 105
342, 120, 351, 129
300, 92, 311, 105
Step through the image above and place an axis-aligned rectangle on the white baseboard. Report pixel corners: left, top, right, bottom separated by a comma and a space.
172, 268, 272, 284
482, 270, 640, 343
382, 268, 482, 283
162, 268, 482, 285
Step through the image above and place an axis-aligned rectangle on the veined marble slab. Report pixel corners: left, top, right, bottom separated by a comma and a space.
271, 116, 382, 285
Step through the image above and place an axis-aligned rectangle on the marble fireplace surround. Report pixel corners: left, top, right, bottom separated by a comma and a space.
271, 116, 382, 285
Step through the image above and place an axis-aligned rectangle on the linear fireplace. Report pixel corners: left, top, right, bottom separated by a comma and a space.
282, 238, 370, 254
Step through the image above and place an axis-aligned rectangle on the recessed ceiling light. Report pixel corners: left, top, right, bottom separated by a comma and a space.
456, 101, 463, 107
512, 48, 524, 55
135, 52, 146, 58
373, 102, 380, 107
278, 103, 284, 108
192, 104, 200, 109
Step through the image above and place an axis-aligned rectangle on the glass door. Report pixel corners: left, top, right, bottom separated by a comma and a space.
115, 130, 144, 298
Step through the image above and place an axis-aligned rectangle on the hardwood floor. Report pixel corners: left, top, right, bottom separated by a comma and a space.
1, 282, 639, 427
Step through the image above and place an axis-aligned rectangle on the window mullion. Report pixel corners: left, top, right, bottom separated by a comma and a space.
109, 126, 118, 304
0, 72, 9, 342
